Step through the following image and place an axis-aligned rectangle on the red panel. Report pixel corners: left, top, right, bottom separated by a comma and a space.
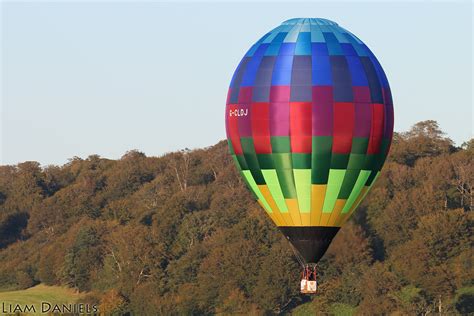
226, 88, 232, 104
367, 103, 385, 154
251, 102, 271, 154
332, 102, 355, 154
290, 102, 312, 153
227, 104, 243, 155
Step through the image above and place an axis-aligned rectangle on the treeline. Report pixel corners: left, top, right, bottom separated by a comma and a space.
0, 120, 472, 315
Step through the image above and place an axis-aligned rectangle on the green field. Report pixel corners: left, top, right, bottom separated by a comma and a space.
0, 284, 85, 315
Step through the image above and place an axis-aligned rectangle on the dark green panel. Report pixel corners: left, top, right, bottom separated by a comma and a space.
338, 169, 361, 199
292, 153, 312, 169
231, 155, 242, 171
330, 153, 350, 169
373, 138, 391, 171
257, 154, 275, 169
311, 136, 333, 184
241, 137, 255, 155
273, 153, 293, 170
347, 154, 366, 170
312, 153, 331, 170
240, 138, 265, 184
227, 139, 235, 155
276, 168, 297, 198
236, 155, 248, 170
351, 137, 369, 154
362, 154, 376, 170
271, 136, 291, 153
313, 136, 333, 155
365, 170, 379, 186
312, 168, 330, 184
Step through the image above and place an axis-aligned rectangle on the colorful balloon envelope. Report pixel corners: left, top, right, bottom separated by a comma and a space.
225, 18, 393, 264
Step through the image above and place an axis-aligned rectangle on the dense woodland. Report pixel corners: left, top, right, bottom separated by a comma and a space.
0, 120, 472, 315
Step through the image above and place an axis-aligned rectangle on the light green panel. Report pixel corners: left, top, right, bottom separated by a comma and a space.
322, 169, 346, 213
262, 169, 288, 212
293, 169, 312, 213
342, 170, 371, 213
343, 171, 381, 214
242, 170, 272, 213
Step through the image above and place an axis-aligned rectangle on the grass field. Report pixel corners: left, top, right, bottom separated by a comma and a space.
0, 284, 86, 315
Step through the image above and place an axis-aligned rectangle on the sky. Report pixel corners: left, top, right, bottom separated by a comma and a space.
1, 1, 472, 166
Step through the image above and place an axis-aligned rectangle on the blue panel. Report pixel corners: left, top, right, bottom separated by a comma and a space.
297, 32, 311, 42
279, 43, 296, 56
230, 57, 250, 89
253, 44, 269, 57
259, 56, 276, 69
323, 32, 343, 56
312, 55, 332, 85
272, 32, 288, 43
241, 49, 265, 87
331, 56, 353, 102
312, 43, 329, 56
265, 42, 282, 56
295, 32, 311, 55
341, 43, 357, 56
290, 85, 312, 102
271, 55, 293, 85
252, 86, 270, 102
369, 55, 389, 88
295, 41, 312, 55
360, 56, 383, 103
291, 57, 312, 85
346, 56, 368, 86
255, 69, 273, 86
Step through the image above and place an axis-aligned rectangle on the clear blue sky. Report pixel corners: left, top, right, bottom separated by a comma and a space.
1, 1, 472, 166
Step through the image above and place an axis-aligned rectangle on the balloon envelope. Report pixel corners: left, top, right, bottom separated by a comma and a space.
225, 18, 393, 263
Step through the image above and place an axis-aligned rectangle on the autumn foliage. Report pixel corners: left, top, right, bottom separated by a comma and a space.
0, 121, 472, 314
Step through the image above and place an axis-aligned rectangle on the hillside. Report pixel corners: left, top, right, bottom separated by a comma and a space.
0, 120, 472, 315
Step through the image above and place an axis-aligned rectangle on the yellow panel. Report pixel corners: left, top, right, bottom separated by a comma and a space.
300, 213, 311, 226
258, 185, 289, 226
285, 199, 302, 226
311, 185, 326, 225
326, 199, 346, 227
257, 200, 281, 226
319, 212, 332, 226
280, 212, 294, 226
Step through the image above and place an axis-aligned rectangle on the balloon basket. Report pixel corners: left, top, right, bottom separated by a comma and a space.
300, 264, 318, 294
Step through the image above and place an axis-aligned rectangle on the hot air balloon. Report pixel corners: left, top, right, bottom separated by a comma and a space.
225, 18, 393, 294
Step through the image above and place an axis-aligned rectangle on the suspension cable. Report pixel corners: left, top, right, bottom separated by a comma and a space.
288, 242, 306, 269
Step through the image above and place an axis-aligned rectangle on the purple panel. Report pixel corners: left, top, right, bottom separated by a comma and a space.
384, 102, 394, 138
252, 86, 270, 102
225, 103, 231, 138
312, 86, 333, 136
354, 102, 371, 137
238, 103, 252, 137
238, 87, 252, 104
383, 87, 393, 105
270, 85, 290, 102
290, 85, 312, 102
269, 101, 290, 136
353, 86, 371, 103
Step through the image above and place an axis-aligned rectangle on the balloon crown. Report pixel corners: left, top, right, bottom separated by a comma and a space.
282, 18, 338, 26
